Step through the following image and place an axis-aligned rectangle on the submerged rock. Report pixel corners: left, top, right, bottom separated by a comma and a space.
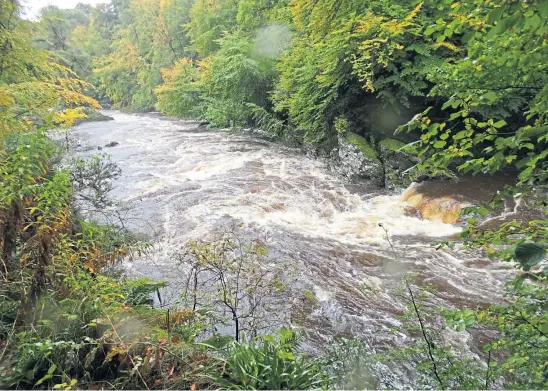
401, 183, 472, 224
105, 141, 119, 148
378, 138, 419, 190
336, 132, 384, 186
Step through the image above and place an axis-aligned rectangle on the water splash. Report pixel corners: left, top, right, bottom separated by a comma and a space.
72, 111, 514, 356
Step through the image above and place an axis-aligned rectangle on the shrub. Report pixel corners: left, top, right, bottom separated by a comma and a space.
206, 328, 329, 390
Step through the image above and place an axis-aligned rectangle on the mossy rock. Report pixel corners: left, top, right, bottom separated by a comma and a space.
379, 138, 407, 152
345, 132, 380, 161
74, 108, 114, 125
378, 138, 419, 190
336, 132, 384, 186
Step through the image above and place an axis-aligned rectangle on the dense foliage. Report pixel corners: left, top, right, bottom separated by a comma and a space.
35, 0, 547, 166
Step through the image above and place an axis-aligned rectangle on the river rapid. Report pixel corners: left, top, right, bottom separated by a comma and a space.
71, 111, 514, 379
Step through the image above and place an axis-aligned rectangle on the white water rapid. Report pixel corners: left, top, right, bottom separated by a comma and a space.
71, 111, 514, 363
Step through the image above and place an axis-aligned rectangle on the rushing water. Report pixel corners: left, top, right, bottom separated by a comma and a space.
71, 111, 514, 364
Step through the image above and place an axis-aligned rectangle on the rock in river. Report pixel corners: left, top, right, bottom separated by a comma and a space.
378, 138, 418, 190
336, 132, 384, 187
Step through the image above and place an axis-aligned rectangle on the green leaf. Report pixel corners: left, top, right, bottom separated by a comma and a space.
453, 130, 467, 140
525, 14, 541, 30
518, 166, 533, 180
493, 120, 507, 128
424, 25, 436, 35
488, 7, 505, 24
514, 243, 546, 270
540, 2, 548, 19
449, 111, 462, 120
482, 91, 498, 102
433, 140, 447, 148
35, 375, 52, 386
478, 207, 489, 217
48, 364, 57, 375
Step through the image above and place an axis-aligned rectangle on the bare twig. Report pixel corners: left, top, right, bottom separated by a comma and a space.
405, 279, 445, 389
381, 223, 445, 389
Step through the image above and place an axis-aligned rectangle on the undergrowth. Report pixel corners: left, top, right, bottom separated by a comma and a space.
0, 130, 331, 390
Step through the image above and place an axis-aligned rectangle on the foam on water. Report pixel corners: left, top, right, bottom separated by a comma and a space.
72, 111, 514, 356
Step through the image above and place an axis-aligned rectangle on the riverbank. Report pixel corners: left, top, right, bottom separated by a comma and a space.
70, 112, 516, 380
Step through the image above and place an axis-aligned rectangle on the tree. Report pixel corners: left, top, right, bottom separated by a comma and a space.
186, 0, 239, 57
177, 233, 294, 342
397, 0, 548, 183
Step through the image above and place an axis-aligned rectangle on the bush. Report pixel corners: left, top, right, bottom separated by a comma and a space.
155, 58, 204, 118
207, 328, 329, 390
155, 32, 278, 127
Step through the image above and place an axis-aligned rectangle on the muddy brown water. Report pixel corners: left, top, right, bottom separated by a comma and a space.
71, 111, 517, 384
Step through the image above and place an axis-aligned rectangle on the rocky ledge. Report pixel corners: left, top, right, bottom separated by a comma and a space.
74, 108, 114, 125
328, 132, 419, 190
332, 132, 384, 187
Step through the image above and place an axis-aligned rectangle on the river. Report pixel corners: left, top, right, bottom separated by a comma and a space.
71, 111, 514, 381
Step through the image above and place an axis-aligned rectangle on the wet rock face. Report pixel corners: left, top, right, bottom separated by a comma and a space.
329, 132, 417, 189
336, 132, 384, 187
302, 138, 339, 160
302, 141, 319, 159
378, 138, 419, 190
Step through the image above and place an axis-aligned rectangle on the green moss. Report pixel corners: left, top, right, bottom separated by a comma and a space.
385, 168, 399, 183
303, 289, 319, 305
379, 138, 406, 152
334, 116, 351, 135
345, 132, 380, 161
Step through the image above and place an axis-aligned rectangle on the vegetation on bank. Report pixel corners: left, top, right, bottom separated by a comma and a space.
0, 2, 327, 389
30, 0, 548, 181
0, 0, 546, 389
